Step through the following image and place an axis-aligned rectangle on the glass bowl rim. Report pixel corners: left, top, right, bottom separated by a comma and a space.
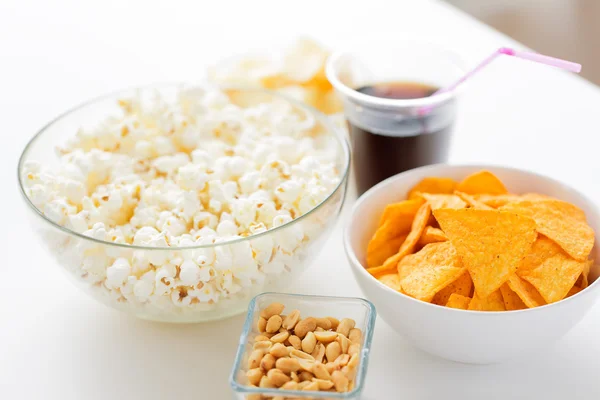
17, 83, 351, 251
229, 292, 377, 398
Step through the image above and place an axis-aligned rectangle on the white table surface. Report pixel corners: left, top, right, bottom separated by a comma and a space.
2, 0, 600, 399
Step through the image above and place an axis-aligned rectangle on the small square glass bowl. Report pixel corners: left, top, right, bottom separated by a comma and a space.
229, 292, 377, 400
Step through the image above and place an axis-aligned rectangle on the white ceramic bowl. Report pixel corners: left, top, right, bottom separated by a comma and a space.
344, 164, 600, 364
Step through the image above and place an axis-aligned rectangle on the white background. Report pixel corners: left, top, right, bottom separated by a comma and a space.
1, 0, 600, 399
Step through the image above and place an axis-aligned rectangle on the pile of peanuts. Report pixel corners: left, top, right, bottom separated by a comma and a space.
244, 302, 362, 399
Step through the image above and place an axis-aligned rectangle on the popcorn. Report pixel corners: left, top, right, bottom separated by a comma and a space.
22, 86, 342, 320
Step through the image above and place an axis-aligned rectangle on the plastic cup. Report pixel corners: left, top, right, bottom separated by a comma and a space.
326, 40, 465, 195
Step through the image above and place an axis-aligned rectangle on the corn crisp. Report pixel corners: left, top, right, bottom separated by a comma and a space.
507, 275, 546, 308
432, 271, 473, 305
421, 193, 467, 210
501, 199, 595, 261
367, 234, 407, 269
434, 209, 537, 298
499, 283, 527, 310
468, 290, 506, 311
397, 242, 459, 281
567, 285, 582, 297
445, 293, 472, 310
377, 273, 402, 292
455, 191, 494, 210
577, 260, 592, 289
455, 170, 508, 195
519, 254, 587, 303
475, 193, 550, 208
407, 177, 456, 200
418, 226, 448, 247
401, 264, 467, 302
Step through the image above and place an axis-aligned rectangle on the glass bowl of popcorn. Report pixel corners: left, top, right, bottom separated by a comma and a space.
18, 84, 350, 323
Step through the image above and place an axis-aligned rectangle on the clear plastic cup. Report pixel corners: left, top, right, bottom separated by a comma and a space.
326, 40, 465, 195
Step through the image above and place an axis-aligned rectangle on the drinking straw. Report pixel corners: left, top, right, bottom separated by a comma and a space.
419, 47, 581, 114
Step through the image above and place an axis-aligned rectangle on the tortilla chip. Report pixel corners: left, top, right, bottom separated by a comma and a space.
421, 193, 467, 210
418, 226, 448, 246
401, 264, 467, 302
517, 235, 563, 274
432, 271, 473, 305
501, 199, 594, 261
434, 209, 537, 298
455, 170, 508, 195
398, 242, 459, 280
567, 285, 582, 297
468, 290, 506, 311
378, 198, 424, 227
377, 273, 402, 291
499, 283, 527, 310
455, 191, 494, 210
476, 193, 550, 208
367, 234, 407, 269
520, 254, 587, 303
507, 275, 546, 308
445, 293, 471, 310
373, 202, 431, 275
576, 260, 592, 289
407, 177, 457, 200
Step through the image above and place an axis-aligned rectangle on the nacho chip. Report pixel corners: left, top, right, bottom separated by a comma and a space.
501, 199, 594, 261
432, 271, 472, 305
379, 198, 424, 227
507, 275, 546, 308
517, 235, 562, 274
434, 209, 537, 298
567, 285, 582, 297
577, 260, 592, 289
373, 202, 431, 275
407, 177, 456, 200
377, 273, 402, 292
400, 264, 467, 302
455, 191, 493, 210
445, 293, 471, 310
499, 283, 527, 310
468, 290, 506, 311
519, 254, 587, 303
476, 193, 550, 208
455, 170, 508, 195
418, 226, 448, 246
421, 193, 467, 210
367, 234, 407, 269
397, 242, 459, 281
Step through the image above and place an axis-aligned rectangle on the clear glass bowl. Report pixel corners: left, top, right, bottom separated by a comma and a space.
17, 85, 350, 323
230, 293, 376, 399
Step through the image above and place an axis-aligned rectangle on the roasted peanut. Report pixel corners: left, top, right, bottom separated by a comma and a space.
348, 328, 362, 344
257, 317, 267, 333
297, 380, 312, 390
312, 343, 325, 363
259, 375, 275, 388
270, 331, 289, 343
288, 335, 302, 350
269, 343, 290, 358
332, 370, 349, 392
267, 368, 291, 387
282, 309, 301, 330
312, 378, 335, 390
348, 353, 359, 368
313, 331, 337, 343
327, 317, 340, 329
272, 397, 284, 400
299, 371, 315, 381
315, 327, 325, 332
246, 394, 261, 400
248, 349, 264, 369
260, 303, 284, 319
290, 349, 315, 361
337, 334, 350, 354
302, 381, 319, 391
348, 343, 360, 357
281, 381, 299, 390
266, 315, 283, 333
297, 358, 315, 373
290, 371, 300, 383
336, 318, 355, 337
342, 365, 357, 381
253, 340, 273, 351
315, 317, 332, 330
312, 362, 332, 381
260, 354, 276, 371
334, 353, 350, 367
325, 362, 337, 374
255, 334, 270, 342
246, 368, 263, 386
294, 317, 316, 338
275, 357, 300, 374
301, 331, 317, 354
325, 341, 341, 363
